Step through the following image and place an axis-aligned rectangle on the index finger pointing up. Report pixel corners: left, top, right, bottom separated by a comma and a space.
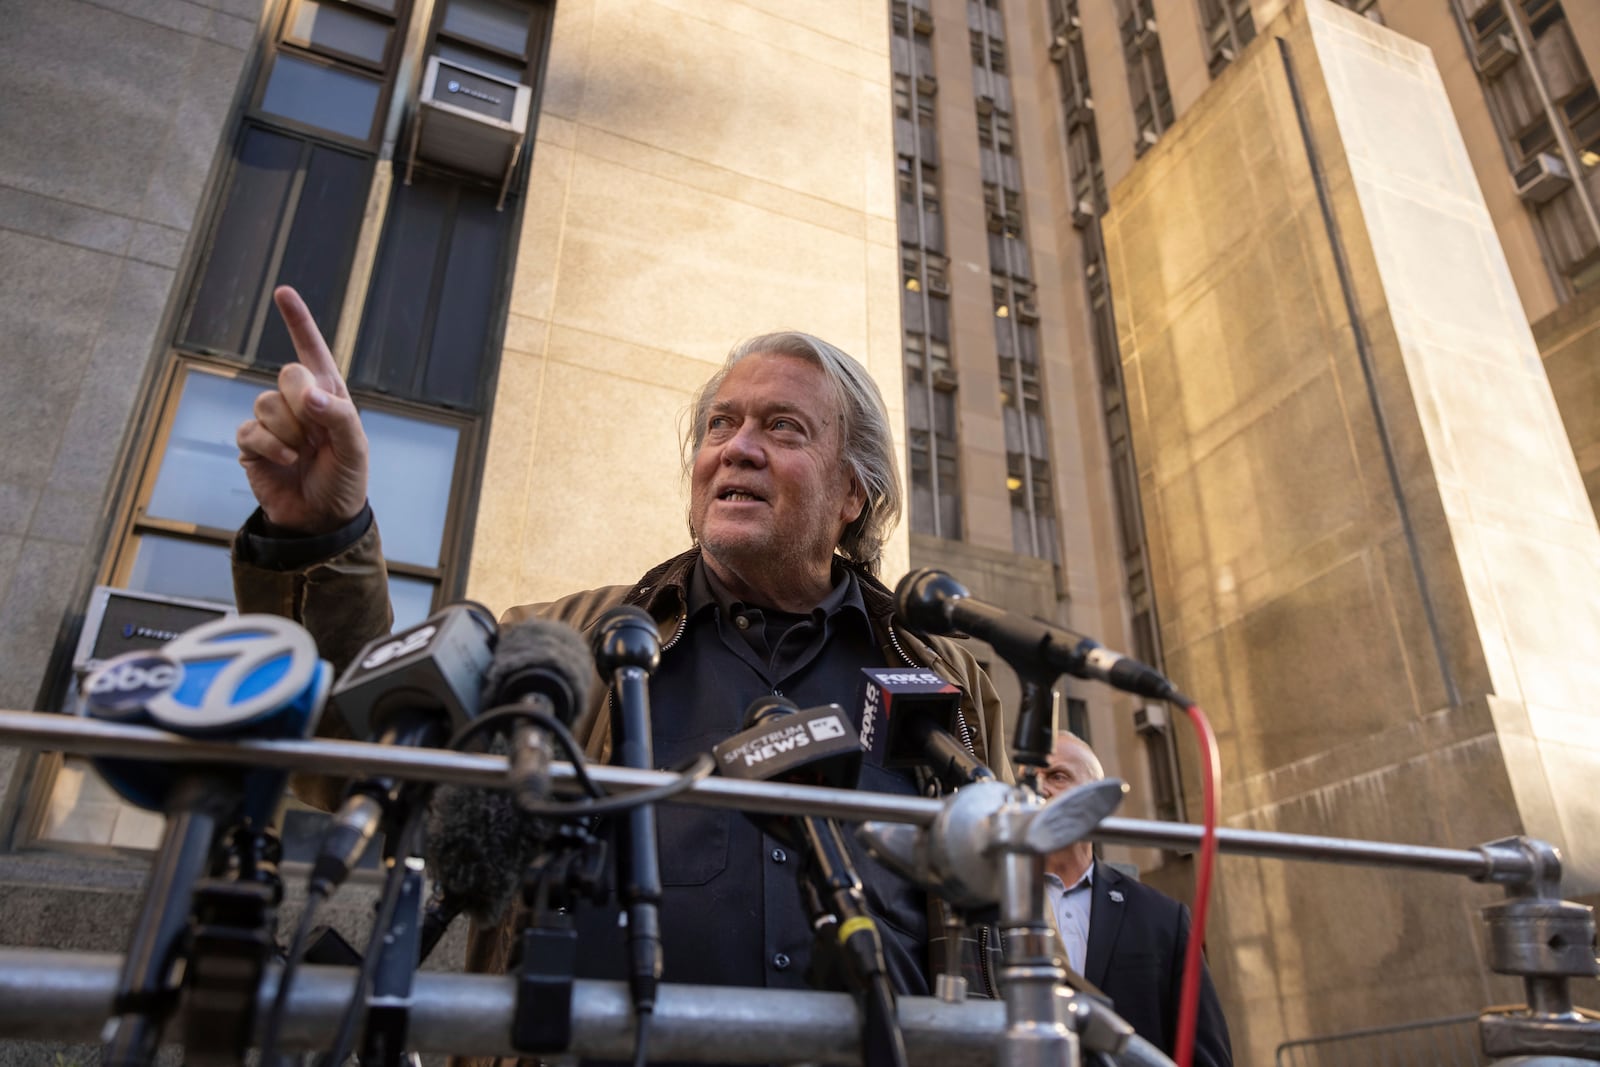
273, 285, 347, 398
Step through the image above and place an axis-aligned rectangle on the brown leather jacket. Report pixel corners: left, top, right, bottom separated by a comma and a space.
233, 522, 1014, 1062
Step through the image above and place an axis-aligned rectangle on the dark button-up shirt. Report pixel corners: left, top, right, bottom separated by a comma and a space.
573, 560, 929, 995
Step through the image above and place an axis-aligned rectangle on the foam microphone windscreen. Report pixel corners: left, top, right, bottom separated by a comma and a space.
482, 618, 596, 724
426, 739, 549, 924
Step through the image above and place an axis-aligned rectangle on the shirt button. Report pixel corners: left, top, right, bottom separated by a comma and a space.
735, 615, 751, 630
772, 953, 791, 970
770, 848, 787, 864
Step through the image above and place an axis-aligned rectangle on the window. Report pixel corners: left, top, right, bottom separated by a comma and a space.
115, 365, 469, 625
1453, 0, 1600, 296
1199, 0, 1255, 76
181, 128, 371, 367
351, 175, 515, 409
19, 0, 556, 865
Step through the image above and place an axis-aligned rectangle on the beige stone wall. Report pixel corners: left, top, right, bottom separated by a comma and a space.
465, 0, 908, 613
1535, 287, 1600, 521
0, 0, 259, 772
1103, 0, 1600, 1058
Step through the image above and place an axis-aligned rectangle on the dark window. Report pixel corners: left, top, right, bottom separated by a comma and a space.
351, 174, 511, 409
181, 127, 370, 364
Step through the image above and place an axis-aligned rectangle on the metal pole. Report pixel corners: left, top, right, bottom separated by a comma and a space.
0, 711, 1541, 884
0, 948, 1010, 1065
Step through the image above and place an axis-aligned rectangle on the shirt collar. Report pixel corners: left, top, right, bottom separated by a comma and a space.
688, 556, 868, 623
1044, 864, 1095, 894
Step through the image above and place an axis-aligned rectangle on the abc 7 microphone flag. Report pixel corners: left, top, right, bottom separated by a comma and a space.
80, 615, 330, 818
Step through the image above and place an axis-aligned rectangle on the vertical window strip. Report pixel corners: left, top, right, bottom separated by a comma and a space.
893, 1, 962, 540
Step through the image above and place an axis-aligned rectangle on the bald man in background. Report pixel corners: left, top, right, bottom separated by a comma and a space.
1039, 732, 1233, 1067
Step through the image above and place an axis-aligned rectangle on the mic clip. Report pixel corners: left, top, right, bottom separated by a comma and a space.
511, 819, 610, 1054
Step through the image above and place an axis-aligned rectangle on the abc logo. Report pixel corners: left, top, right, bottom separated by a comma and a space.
85, 653, 182, 714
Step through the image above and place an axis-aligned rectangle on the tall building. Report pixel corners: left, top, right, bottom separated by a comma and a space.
1, 0, 1597, 1063
892, 0, 1600, 1061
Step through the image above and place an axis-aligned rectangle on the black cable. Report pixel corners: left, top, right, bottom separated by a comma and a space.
511, 752, 714, 817
449, 705, 603, 797
258, 882, 327, 1063
863, 973, 907, 1067
632, 1008, 652, 1067
316, 795, 428, 1067
451, 704, 715, 815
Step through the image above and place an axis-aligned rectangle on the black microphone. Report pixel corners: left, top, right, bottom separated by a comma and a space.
895, 568, 1184, 702
482, 617, 596, 806
591, 606, 664, 1019
413, 618, 595, 956
311, 603, 498, 898
718, 696, 908, 1067
857, 666, 993, 788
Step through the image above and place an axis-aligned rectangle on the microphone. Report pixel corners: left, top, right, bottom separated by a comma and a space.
415, 616, 595, 956
421, 761, 553, 959
895, 568, 1183, 703
311, 602, 498, 898
857, 667, 993, 788
717, 696, 908, 1067
482, 617, 596, 806
591, 606, 664, 1020
711, 697, 861, 792
80, 615, 329, 1067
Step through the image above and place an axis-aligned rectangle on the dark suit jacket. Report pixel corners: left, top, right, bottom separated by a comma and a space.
1083, 861, 1233, 1067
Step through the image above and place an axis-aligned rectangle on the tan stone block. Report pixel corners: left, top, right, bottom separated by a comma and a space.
546, 153, 874, 360
466, 348, 547, 617
510, 138, 575, 325
513, 358, 697, 603
574, 0, 882, 210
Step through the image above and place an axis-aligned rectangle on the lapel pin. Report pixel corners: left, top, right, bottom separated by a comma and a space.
1109, 890, 1125, 903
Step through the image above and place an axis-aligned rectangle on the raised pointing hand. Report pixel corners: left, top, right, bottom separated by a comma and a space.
235, 286, 369, 534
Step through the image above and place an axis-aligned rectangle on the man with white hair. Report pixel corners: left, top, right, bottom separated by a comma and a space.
231, 288, 1014, 1046
1038, 730, 1233, 1067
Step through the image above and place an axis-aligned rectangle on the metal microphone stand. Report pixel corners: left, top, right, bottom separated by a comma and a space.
858, 775, 1133, 1067
1473, 836, 1600, 1063
182, 818, 286, 1065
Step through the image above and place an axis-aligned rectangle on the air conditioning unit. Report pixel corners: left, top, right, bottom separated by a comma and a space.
1063, 15, 1083, 41
1071, 198, 1095, 229
1475, 32, 1518, 77
1214, 45, 1236, 65
912, 7, 934, 33
406, 55, 532, 209
1015, 298, 1039, 323
1134, 17, 1159, 49
1049, 34, 1070, 62
927, 273, 950, 295
986, 208, 1006, 233
976, 94, 996, 116
1133, 703, 1169, 736
917, 73, 938, 95
1138, 126, 1160, 150
1514, 152, 1571, 204
931, 367, 959, 392
70, 586, 233, 685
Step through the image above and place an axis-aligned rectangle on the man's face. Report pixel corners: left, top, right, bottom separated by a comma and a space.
1039, 734, 1102, 801
689, 352, 866, 586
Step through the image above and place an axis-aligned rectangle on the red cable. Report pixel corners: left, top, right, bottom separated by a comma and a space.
1173, 700, 1220, 1067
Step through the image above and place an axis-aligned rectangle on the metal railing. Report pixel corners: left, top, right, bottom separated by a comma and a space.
1275, 1013, 1486, 1067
